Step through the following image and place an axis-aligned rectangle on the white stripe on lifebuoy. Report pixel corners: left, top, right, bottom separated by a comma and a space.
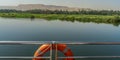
63, 47, 69, 53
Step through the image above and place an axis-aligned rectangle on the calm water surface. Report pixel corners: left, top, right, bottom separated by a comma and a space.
0, 18, 120, 60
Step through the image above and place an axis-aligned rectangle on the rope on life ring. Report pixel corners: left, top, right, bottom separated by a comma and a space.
33, 44, 74, 60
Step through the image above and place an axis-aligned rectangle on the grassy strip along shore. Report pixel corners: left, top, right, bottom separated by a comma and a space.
0, 13, 120, 26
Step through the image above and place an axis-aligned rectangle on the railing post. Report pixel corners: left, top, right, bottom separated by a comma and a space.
50, 44, 52, 60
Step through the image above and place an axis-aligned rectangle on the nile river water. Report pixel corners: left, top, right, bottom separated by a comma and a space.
0, 18, 120, 60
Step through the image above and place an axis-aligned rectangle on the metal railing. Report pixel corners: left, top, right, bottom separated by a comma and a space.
0, 41, 120, 59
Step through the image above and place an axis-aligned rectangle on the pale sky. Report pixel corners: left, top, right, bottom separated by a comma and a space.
0, 0, 120, 10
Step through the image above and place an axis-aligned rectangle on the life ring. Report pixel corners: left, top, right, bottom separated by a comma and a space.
33, 44, 74, 60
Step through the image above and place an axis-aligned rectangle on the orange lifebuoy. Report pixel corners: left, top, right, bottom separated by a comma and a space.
33, 44, 74, 60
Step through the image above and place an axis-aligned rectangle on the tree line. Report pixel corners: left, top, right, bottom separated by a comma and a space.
0, 9, 120, 15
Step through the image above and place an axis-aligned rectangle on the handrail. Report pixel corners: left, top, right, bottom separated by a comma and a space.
58, 56, 120, 59
0, 41, 120, 45
0, 56, 50, 59
0, 41, 51, 45
62, 42, 120, 45
1, 56, 120, 59
0, 41, 120, 59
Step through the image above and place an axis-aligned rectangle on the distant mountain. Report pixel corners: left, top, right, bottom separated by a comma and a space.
0, 4, 91, 11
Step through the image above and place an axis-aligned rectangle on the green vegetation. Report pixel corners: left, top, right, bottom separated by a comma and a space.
0, 13, 120, 26
1, 9, 120, 15
0, 9, 120, 26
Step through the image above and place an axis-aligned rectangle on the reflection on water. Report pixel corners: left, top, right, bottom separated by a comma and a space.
44, 18, 120, 27
0, 18, 120, 60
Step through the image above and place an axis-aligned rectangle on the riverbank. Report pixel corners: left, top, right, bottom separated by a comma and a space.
0, 13, 120, 26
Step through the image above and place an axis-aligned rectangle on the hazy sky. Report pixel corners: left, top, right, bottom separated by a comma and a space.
0, 0, 120, 10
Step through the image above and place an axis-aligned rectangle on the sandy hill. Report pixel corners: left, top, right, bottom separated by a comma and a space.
0, 4, 91, 11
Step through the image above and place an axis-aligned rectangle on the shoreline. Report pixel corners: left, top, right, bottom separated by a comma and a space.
0, 13, 120, 26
